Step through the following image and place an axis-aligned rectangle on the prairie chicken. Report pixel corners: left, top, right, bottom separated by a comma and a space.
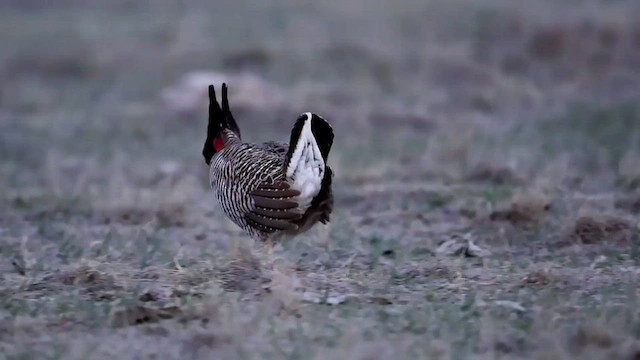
203, 83, 334, 248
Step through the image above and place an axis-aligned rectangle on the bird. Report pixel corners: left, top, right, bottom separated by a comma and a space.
202, 83, 334, 254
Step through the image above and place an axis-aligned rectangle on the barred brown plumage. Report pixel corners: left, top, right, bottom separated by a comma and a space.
203, 83, 334, 243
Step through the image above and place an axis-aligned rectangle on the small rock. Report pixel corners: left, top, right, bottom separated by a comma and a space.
301, 292, 349, 305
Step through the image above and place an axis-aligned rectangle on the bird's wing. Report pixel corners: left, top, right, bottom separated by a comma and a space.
245, 181, 303, 232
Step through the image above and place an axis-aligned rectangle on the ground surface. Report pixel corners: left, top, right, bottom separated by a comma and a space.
1, 1, 640, 359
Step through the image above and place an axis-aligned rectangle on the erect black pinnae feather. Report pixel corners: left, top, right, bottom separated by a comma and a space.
221, 83, 241, 139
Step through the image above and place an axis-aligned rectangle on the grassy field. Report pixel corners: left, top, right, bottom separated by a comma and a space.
1, 1, 640, 359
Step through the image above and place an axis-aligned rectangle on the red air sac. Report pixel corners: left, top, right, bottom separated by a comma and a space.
214, 138, 225, 152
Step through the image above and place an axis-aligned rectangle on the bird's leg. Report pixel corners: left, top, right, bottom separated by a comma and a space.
267, 241, 274, 258
260, 238, 277, 292
261, 235, 286, 276
262, 238, 275, 270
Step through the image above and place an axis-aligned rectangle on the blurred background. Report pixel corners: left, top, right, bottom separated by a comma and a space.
1, 0, 640, 207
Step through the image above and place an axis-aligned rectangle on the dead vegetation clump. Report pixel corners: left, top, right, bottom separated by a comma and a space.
54, 263, 122, 300
523, 19, 640, 75
392, 263, 455, 285
570, 216, 634, 245
57, 264, 114, 287
520, 269, 553, 287
570, 325, 615, 351
97, 207, 151, 225
111, 288, 230, 329
96, 204, 188, 227
466, 163, 519, 185
489, 192, 552, 228
111, 304, 184, 327
565, 324, 640, 360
